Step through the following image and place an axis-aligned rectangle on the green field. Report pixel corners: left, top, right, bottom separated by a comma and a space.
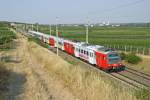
20, 24, 150, 55
0, 22, 16, 50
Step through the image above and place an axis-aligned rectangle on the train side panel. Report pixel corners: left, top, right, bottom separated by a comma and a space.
95, 52, 108, 70
64, 42, 74, 55
49, 38, 55, 46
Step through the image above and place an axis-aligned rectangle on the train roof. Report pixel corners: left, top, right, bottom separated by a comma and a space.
86, 45, 115, 54
86, 45, 104, 51
29, 31, 50, 38
75, 42, 95, 48
64, 39, 77, 45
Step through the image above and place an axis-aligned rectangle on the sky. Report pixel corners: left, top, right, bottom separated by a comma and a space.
0, 0, 149, 24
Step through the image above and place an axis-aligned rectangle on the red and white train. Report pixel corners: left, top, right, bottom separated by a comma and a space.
28, 31, 124, 72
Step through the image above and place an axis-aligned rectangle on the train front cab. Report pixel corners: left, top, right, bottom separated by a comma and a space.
95, 51, 124, 72
107, 53, 125, 72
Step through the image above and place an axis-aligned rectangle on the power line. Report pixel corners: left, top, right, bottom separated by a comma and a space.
103, 0, 146, 13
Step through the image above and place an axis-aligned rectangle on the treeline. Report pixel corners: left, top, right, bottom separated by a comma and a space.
0, 21, 10, 27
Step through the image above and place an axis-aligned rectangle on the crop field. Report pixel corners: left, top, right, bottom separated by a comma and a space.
33, 25, 150, 55
0, 22, 16, 49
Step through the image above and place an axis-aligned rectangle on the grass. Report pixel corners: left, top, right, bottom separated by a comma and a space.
135, 88, 150, 100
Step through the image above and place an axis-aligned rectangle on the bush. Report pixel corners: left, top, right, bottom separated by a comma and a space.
120, 52, 126, 60
125, 53, 142, 64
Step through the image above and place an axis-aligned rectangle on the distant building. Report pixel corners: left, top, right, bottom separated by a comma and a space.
11, 23, 16, 27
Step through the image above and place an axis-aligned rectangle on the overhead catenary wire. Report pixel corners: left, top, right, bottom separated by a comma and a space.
85, 0, 146, 15
53, 0, 147, 24
56, 17, 59, 56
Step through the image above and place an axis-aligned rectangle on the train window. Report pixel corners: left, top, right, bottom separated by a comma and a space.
108, 53, 118, 57
89, 52, 92, 57
76, 48, 78, 52
87, 52, 89, 56
84, 51, 86, 54
58, 42, 61, 45
103, 56, 106, 60
72, 46, 74, 49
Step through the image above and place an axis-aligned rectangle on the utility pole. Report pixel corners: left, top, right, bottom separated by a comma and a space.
36, 24, 38, 32
86, 16, 89, 44
49, 24, 51, 35
32, 24, 33, 30
56, 17, 59, 56
24, 24, 26, 31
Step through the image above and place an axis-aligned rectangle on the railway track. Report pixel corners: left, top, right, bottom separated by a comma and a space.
116, 69, 150, 88
48, 46, 150, 89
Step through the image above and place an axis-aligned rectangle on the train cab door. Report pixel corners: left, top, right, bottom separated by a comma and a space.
69, 44, 74, 55
96, 52, 107, 69
99, 54, 107, 69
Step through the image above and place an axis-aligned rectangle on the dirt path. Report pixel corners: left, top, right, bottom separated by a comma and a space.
3, 31, 77, 100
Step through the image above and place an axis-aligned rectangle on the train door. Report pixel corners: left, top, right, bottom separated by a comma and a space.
41, 36, 44, 42
88, 50, 95, 64
74, 46, 79, 57
54, 38, 58, 47
96, 52, 107, 69
61, 39, 64, 50
46, 37, 49, 44
64, 42, 69, 53
49, 38, 55, 46
69, 44, 74, 55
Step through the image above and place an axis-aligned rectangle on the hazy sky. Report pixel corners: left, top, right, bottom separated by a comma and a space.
0, 0, 149, 24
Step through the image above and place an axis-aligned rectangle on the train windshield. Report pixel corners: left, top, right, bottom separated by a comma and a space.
108, 53, 120, 64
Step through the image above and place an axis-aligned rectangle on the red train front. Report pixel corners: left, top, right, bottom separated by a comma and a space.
95, 50, 123, 71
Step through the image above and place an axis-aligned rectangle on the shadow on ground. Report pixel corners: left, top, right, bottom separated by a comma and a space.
0, 55, 22, 63
0, 63, 26, 100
